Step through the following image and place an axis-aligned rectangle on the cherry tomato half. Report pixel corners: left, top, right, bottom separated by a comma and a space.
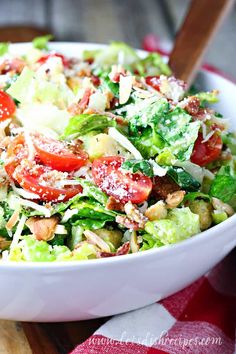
191, 132, 223, 166
0, 91, 16, 121
92, 156, 152, 204
33, 134, 88, 172
14, 164, 82, 202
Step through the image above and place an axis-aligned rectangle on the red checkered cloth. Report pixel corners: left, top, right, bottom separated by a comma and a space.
71, 248, 235, 354
71, 36, 236, 354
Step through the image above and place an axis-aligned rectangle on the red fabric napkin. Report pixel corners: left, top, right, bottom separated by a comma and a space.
71, 248, 235, 354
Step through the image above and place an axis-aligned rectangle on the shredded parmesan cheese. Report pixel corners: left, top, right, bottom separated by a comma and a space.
202, 130, 215, 143
55, 224, 68, 234
108, 127, 142, 160
61, 208, 78, 223
10, 215, 27, 249
24, 129, 35, 160
11, 182, 40, 199
18, 198, 51, 217
119, 75, 133, 104
148, 159, 167, 177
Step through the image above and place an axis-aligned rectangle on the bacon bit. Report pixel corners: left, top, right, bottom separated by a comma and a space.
104, 90, 114, 109
152, 175, 180, 200
84, 230, 110, 252
91, 75, 100, 86
116, 241, 130, 255
110, 97, 119, 110
85, 58, 94, 65
106, 196, 125, 212
26, 216, 58, 241
78, 88, 92, 111
99, 241, 130, 258
0, 58, 26, 75
67, 88, 92, 115
183, 96, 200, 115
0, 236, 11, 250
6, 209, 20, 230
192, 108, 213, 122
124, 201, 147, 229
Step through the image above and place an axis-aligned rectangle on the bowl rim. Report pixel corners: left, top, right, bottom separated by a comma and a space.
1, 41, 236, 269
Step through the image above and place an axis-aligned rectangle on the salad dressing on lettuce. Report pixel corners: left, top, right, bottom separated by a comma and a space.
0, 37, 235, 262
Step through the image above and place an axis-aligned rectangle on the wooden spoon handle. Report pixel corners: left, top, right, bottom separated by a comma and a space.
168, 0, 234, 86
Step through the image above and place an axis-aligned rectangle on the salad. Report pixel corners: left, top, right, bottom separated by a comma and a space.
0, 37, 235, 262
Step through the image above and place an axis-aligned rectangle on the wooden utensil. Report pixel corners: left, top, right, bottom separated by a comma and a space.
168, 0, 234, 86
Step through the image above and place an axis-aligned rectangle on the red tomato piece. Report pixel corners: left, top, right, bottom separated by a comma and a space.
14, 164, 82, 202
92, 156, 152, 204
191, 132, 223, 166
37, 53, 69, 67
33, 134, 88, 172
145, 76, 161, 91
0, 91, 16, 121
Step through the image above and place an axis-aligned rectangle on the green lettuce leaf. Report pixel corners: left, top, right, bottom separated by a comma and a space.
126, 98, 200, 160
121, 159, 154, 177
7, 67, 73, 109
145, 207, 200, 245
85, 41, 139, 68
195, 90, 219, 105
209, 165, 236, 205
32, 34, 53, 50
167, 166, 201, 191
76, 179, 108, 205
0, 42, 9, 56
158, 107, 200, 160
62, 114, 116, 139
8, 236, 97, 262
135, 53, 171, 76
70, 200, 115, 230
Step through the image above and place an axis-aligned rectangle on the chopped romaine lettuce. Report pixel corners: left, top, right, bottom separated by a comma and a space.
7, 66, 73, 109
76, 179, 108, 205
86, 41, 139, 68
158, 107, 200, 160
0, 42, 9, 56
16, 102, 70, 135
167, 166, 201, 191
222, 132, 236, 154
136, 53, 171, 76
145, 207, 200, 245
8, 236, 97, 262
125, 97, 200, 160
32, 34, 53, 50
140, 233, 164, 251
195, 90, 219, 105
62, 114, 116, 139
121, 159, 154, 177
209, 165, 236, 205
70, 200, 115, 230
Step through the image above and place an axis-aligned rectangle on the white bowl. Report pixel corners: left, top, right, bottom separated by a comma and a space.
0, 43, 236, 322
